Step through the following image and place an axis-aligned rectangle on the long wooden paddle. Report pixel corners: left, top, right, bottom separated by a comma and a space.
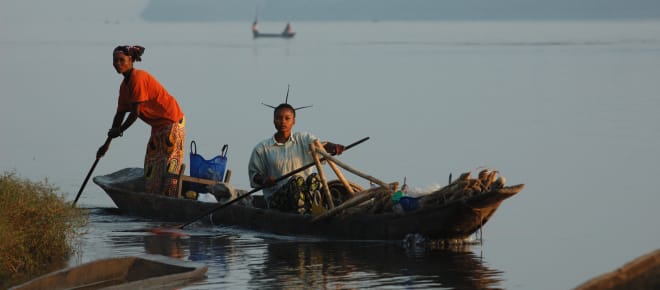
72, 137, 111, 207
175, 136, 369, 229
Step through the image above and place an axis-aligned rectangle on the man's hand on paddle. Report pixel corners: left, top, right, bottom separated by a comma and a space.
324, 142, 345, 156
253, 174, 277, 187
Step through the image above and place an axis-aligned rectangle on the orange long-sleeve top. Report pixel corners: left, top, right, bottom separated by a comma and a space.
116, 69, 183, 129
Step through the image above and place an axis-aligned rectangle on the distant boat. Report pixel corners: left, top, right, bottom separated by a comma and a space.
252, 20, 295, 38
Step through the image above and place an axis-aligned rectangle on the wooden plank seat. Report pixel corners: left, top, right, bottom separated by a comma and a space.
172, 164, 231, 198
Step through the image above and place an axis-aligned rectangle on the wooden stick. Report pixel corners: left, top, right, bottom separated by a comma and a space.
318, 141, 355, 194
312, 183, 397, 223
223, 169, 232, 183
315, 150, 391, 189
311, 142, 335, 209
72, 137, 112, 207
177, 164, 186, 198
368, 182, 399, 213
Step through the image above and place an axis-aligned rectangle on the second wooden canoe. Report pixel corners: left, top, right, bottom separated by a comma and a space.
10, 254, 207, 290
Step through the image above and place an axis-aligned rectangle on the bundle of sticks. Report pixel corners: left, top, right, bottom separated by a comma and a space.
312, 182, 398, 222
308, 142, 508, 219
327, 168, 509, 217
310, 141, 400, 220
418, 169, 506, 208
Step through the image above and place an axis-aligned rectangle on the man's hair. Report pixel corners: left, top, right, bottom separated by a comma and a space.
274, 103, 296, 117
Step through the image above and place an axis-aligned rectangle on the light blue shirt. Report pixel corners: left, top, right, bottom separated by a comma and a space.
248, 132, 319, 202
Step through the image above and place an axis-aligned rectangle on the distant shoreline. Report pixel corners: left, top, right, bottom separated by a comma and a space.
141, 0, 660, 22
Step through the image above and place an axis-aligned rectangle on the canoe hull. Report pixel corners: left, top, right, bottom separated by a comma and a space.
93, 168, 522, 241
253, 32, 295, 38
10, 254, 207, 290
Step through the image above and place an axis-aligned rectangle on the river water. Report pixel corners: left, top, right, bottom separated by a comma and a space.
2, 2, 660, 289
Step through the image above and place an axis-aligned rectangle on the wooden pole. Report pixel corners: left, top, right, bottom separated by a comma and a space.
317, 140, 354, 194
311, 183, 397, 223
311, 142, 335, 209
223, 169, 232, 183
177, 164, 186, 198
72, 137, 112, 207
315, 150, 391, 190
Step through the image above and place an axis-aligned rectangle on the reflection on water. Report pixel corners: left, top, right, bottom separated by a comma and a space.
143, 235, 186, 259
252, 241, 502, 289
74, 208, 503, 289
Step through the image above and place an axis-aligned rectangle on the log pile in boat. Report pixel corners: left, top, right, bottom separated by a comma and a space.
318, 168, 519, 218
419, 169, 509, 207
308, 144, 524, 221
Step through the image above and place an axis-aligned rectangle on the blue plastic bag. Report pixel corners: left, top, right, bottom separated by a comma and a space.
399, 196, 420, 212
189, 140, 228, 193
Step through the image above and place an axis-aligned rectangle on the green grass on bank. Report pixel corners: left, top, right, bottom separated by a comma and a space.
0, 171, 88, 288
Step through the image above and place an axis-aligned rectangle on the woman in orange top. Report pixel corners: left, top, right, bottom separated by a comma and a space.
97, 45, 185, 197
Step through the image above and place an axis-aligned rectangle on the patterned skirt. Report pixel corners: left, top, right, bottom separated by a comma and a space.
144, 117, 185, 197
268, 173, 323, 214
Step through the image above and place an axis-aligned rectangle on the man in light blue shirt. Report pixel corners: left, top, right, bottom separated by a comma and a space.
248, 103, 344, 213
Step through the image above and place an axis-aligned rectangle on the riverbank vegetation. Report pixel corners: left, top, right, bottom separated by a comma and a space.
0, 171, 87, 288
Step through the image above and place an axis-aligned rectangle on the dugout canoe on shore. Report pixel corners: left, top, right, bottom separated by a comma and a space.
93, 167, 523, 241
9, 254, 207, 290
574, 249, 660, 290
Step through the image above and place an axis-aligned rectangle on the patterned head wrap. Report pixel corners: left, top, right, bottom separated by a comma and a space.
113, 45, 145, 62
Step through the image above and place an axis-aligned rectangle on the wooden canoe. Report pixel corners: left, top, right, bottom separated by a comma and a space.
253, 31, 295, 38
93, 168, 523, 241
9, 254, 207, 290
251, 21, 295, 38
574, 249, 660, 290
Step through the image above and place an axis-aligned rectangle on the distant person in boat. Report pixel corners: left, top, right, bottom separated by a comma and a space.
248, 103, 345, 214
252, 20, 259, 37
282, 22, 293, 35
97, 45, 185, 197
